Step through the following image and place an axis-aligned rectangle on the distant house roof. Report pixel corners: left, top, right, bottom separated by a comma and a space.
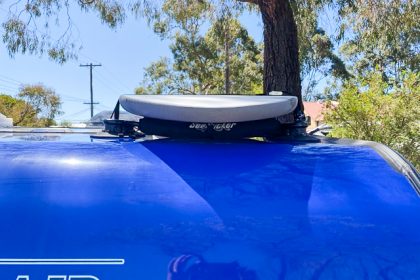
304, 102, 325, 122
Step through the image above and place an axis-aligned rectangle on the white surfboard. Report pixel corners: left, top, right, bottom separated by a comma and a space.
119, 95, 298, 123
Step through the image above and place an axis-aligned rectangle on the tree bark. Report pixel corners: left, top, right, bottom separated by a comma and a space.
258, 0, 303, 111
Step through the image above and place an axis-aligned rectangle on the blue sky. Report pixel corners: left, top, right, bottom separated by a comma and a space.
0, 3, 263, 122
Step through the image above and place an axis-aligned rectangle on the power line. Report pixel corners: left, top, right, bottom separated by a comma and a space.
101, 65, 132, 93
0, 83, 19, 90
0, 77, 21, 87
0, 84, 19, 94
0, 74, 23, 85
97, 104, 112, 110
60, 93, 88, 102
0, 75, 23, 94
94, 71, 123, 95
61, 98, 86, 103
78, 52, 132, 93
56, 108, 91, 121
79, 63, 102, 118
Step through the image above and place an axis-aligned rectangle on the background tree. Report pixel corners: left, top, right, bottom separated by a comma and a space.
1, 0, 312, 110
136, 0, 224, 95
2, 0, 417, 116
292, 0, 349, 100
0, 85, 62, 127
207, 16, 264, 94
18, 84, 63, 127
338, 0, 419, 83
136, 6, 263, 95
137, 0, 346, 98
0, 94, 38, 126
2, 0, 127, 63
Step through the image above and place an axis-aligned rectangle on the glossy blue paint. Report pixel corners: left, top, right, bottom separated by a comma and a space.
0, 136, 419, 279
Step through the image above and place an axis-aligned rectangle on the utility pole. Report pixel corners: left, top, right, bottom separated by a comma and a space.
80, 63, 101, 118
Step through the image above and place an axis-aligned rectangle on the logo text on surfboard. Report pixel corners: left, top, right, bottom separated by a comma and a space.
189, 123, 237, 132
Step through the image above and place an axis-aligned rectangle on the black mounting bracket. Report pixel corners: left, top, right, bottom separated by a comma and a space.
104, 101, 144, 138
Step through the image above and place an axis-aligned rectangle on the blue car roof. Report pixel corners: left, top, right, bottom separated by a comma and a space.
0, 133, 419, 279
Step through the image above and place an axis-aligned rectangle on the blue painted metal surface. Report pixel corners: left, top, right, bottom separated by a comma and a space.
0, 136, 419, 279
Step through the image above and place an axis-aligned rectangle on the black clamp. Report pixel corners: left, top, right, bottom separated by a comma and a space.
104, 101, 144, 138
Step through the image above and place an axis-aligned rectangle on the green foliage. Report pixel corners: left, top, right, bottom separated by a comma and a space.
18, 84, 63, 127
2, 0, 345, 97
2, 0, 127, 63
0, 94, 38, 126
136, 57, 194, 94
339, 0, 419, 82
325, 71, 420, 169
140, 0, 352, 97
3, 0, 73, 63
205, 17, 263, 94
0, 85, 63, 127
293, 1, 349, 99
136, 3, 263, 95
137, 0, 349, 97
1, 0, 417, 101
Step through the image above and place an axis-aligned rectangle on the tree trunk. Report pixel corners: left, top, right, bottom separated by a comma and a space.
258, 0, 303, 111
